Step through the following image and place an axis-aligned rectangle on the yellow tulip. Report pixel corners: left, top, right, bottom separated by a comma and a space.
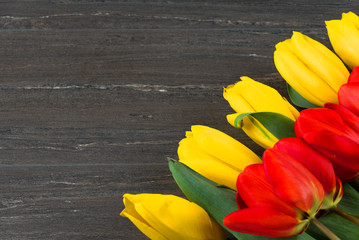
326, 11, 359, 69
121, 193, 226, 240
274, 31, 349, 107
223, 76, 299, 149
178, 125, 261, 190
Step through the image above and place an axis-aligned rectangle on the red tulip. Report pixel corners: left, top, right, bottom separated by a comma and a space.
274, 137, 343, 209
223, 148, 324, 238
295, 104, 359, 182
338, 66, 359, 116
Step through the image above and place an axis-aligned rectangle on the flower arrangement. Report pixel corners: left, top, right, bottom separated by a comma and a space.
121, 12, 359, 240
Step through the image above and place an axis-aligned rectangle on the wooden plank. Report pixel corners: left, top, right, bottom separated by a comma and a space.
0, 165, 181, 239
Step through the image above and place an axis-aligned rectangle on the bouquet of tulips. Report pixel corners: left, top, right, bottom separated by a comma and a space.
121, 12, 359, 240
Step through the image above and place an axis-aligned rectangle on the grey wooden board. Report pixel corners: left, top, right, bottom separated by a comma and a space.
0, 1, 357, 239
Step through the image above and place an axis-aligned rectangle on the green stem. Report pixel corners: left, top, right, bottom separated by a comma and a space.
331, 206, 359, 226
349, 179, 359, 193
312, 218, 341, 240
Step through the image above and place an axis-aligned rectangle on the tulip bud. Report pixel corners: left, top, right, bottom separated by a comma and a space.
224, 77, 299, 149
274, 31, 349, 107
326, 12, 359, 69
121, 194, 226, 240
178, 125, 261, 190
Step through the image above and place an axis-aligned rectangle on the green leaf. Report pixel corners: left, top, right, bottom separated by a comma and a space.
287, 83, 320, 109
337, 183, 359, 217
233, 112, 296, 140
168, 159, 315, 240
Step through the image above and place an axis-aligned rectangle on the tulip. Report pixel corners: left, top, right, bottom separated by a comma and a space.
339, 66, 359, 116
274, 31, 349, 107
224, 76, 299, 149
224, 146, 325, 237
121, 193, 226, 240
178, 125, 261, 190
326, 11, 359, 69
273, 137, 343, 209
295, 103, 359, 182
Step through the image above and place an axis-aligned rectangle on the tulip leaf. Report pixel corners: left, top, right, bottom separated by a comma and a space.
169, 159, 315, 240
234, 112, 296, 140
287, 83, 320, 109
336, 183, 359, 217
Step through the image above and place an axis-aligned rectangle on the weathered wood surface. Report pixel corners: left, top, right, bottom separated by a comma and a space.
0, 1, 357, 239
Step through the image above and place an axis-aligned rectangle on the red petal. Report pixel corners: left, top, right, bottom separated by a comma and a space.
325, 103, 359, 133
236, 192, 247, 209
338, 83, 359, 116
237, 164, 298, 218
303, 132, 359, 182
274, 138, 336, 195
348, 66, 359, 83
263, 149, 324, 214
295, 108, 359, 144
223, 207, 303, 238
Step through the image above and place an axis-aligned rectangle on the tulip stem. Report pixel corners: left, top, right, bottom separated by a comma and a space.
312, 218, 341, 240
331, 206, 359, 226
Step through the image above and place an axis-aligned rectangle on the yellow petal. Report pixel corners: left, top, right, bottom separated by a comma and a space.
178, 137, 240, 190
190, 125, 262, 171
274, 43, 336, 106
227, 113, 278, 149
223, 84, 254, 113
326, 12, 359, 69
223, 77, 299, 120
121, 194, 168, 240
291, 31, 349, 92
342, 11, 359, 29
122, 194, 226, 240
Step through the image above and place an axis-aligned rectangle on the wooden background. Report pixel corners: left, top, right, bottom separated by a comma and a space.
0, 1, 357, 239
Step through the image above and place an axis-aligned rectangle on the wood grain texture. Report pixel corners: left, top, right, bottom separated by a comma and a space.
0, 1, 357, 239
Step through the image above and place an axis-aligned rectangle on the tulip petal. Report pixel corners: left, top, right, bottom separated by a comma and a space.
263, 149, 324, 215
124, 194, 225, 240
274, 40, 336, 106
224, 77, 298, 120
189, 125, 262, 171
338, 83, 359, 116
302, 132, 359, 182
178, 137, 240, 190
326, 12, 359, 69
291, 32, 349, 93
237, 164, 299, 218
295, 108, 359, 144
273, 137, 341, 209
227, 113, 278, 149
121, 194, 169, 240
223, 84, 255, 113
325, 103, 359, 133
274, 138, 336, 195
223, 207, 305, 238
